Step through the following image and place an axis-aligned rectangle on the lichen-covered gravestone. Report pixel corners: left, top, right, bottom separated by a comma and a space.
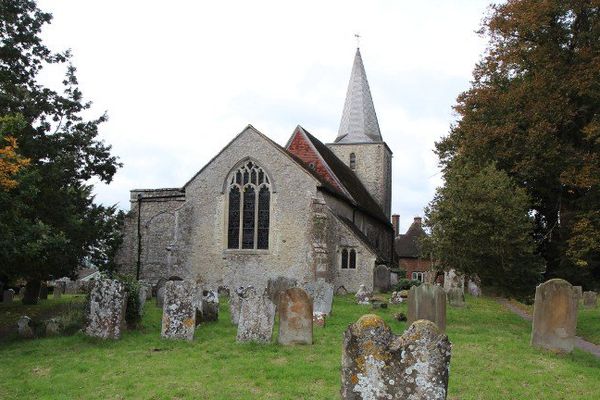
17, 316, 34, 338
84, 279, 126, 339
236, 290, 275, 343
45, 318, 62, 336
583, 291, 597, 309
341, 315, 451, 400
305, 280, 334, 315
355, 285, 371, 305
161, 280, 196, 341
443, 269, 464, 293
199, 290, 219, 323
407, 283, 447, 332
230, 286, 254, 325
447, 287, 465, 307
373, 265, 391, 292
467, 279, 481, 297
531, 279, 578, 353
278, 287, 313, 345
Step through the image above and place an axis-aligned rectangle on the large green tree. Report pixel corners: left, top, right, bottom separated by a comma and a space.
424, 163, 544, 297
436, 0, 600, 287
0, 0, 122, 303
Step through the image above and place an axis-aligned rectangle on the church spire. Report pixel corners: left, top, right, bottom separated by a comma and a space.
335, 48, 382, 143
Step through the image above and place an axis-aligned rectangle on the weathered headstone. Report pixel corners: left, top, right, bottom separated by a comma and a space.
531, 279, 577, 353
447, 287, 465, 307
389, 291, 403, 304
266, 276, 297, 306
3, 289, 14, 304
230, 286, 254, 325
341, 315, 451, 400
467, 279, 481, 297
583, 291, 597, 309
236, 290, 275, 343
305, 280, 334, 316
137, 285, 147, 316
573, 286, 583, 303
154, 278, 167, 297
390, 271, 399, 287
39, 283, 48, 300
139, 281, 152, 300
373, 264, 391, 292
407, 283, 447, 332
156, 285, 166, 309
64, 280, 78, 295
45, 318, 62, 336
313, 312, 326, 327
443, 268, 464, 293
85, 279, 126, 339
355, 285, 371, 305
199, 290, 219, 322
17, 316, 34, 339
278, 287, 313, 345
160, 280, 196, 340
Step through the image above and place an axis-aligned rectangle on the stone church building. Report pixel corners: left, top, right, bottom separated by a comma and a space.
117, 49, 394, 293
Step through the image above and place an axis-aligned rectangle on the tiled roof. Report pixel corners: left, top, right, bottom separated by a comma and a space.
395, 219, 426, 258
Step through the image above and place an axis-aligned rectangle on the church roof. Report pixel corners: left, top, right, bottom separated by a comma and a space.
395, 217, 427, 258
335, 48, 383, 144
286, 125, 390, 225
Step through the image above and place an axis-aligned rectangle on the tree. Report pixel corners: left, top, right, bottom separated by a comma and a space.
0, 0, 122, 303
424, 163, 544, 297
0, 115, 29, 190
436, 0, 600, 287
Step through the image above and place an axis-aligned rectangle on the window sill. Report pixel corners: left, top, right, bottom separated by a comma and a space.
223, 249, 271, 256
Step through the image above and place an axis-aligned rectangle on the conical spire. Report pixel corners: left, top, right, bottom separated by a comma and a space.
335, 48, 382, 143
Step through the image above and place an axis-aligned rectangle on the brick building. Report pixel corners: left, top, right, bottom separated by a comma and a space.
393, 216, 435, 282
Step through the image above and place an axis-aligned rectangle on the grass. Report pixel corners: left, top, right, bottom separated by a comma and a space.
0, 295, 599, 399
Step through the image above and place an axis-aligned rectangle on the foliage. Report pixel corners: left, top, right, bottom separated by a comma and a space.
0, 1, 122, 285
393, 279, 422, 291
436, 0, 600, 285
424, 163, 544, 297
119, 276, 142, 329
0, 115, 29, 190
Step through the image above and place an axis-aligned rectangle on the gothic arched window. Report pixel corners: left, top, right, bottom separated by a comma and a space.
340, 248, 357, 269
349, 153, 356, 170
227, 160, 271, 250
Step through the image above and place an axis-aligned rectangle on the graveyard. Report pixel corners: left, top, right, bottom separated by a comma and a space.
1, 292, 599, 399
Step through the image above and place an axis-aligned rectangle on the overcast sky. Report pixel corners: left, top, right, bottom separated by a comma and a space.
37, 0, 491, 232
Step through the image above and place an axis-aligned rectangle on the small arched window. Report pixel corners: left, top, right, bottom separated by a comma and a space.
227, 160, 271, 250
349, 153, 356, 170
340, 248, 357, 269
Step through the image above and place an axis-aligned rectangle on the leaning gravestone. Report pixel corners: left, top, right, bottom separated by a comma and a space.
236, 290, 275, 343
355, 285, 371, 305
341, 315, 451, 400
230, 286, 254, 325
305, 280, 334, 315
447, 287, 465, 307
161, 280, 196, 341
531, 279, 577, 353
278, 288, 313, 345
373, 265, 391, 292
199, 290, 219, 322
84, 279, 126, 339
583, 291, 597, 309
407, 283, 447, 332
17, 316, 34, 339
3, 289, 14, 304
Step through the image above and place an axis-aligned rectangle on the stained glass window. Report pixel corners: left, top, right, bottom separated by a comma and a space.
227, 160, 271, 250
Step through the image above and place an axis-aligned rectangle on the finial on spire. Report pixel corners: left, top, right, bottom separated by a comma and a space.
354, 33, 361, 48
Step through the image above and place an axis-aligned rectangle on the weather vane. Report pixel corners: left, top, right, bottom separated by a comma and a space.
354, 33, 361, 48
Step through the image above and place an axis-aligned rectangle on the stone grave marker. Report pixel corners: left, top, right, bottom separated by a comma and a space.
447, 287, 465, 307
389, 291, 403, 304
39, 283, 48, 300
583, 291, 597, 309
443, 269, 464, 293
199, 289, 219, 323
236, 290, 275, 343
230, 286, 254, 325
373, 264, 391, 292
17, 316, 34, 338
336, 286, 348, 296
531, 279, 577, 353
467, 279, 481, 297
84, 279, 126, 339
45, 318, 62, 336
305, 280, 334, 316
278, 287, 313, 345
407, 283, 446, 332
355, 285, 371, 305
161, 280, 196, 341
3, 289, 14, 304
341, 315, 451, 400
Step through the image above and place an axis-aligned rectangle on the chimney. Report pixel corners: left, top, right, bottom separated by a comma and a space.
392, 214, 400, 237
414, 216, 422, 225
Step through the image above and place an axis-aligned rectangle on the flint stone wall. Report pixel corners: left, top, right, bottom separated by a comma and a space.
84, 279, 126, 339
341, 315, 451, 400
531, 279, 577, 353
407, 283, 446, 332
236, 291, 275, 343
278, 288, 313, 345
161, 280, 196, 340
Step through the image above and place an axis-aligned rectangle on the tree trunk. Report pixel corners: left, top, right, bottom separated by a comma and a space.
22, 279, 41, 305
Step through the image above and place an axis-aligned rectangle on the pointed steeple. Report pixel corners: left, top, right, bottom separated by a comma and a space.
335, 48, 382, 143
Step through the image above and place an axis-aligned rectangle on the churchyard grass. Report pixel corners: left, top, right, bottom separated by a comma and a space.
1, 295, 599, 399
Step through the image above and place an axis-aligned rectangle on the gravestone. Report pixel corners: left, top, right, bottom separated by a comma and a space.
53, 282, 65, 299
407, 283, 446, 332
266, 276, 297, 306
390, 271, 399, 287
156, 285, 166, 309
137, 285, 147, 316
447, 287, 465, 307
467, 279, 481, 297
199, 290, 219, 322
341, 315, 451, 400
39, 283, 48, 300
313, 312, 326, 327
84, 279, 126, 339
17, 316, 34, 339
45, 318, 62, 336
373, 265, 391, 292
305, 280, 334, 315
230, 286, 254, 325
573, 286, 583, 303
355, 285, 371, 305
531, 279, 577, 353
139, 281, 152, 300
336, 286, 348, 296
443, 269, 464, 293
389, 291, 403, 304
236, 290, 275, 343
583, 291, 597, 309
154, 278, 167, 297
161, 280, 196, 341
3, 289, 14, 304
278, 288, 313, 345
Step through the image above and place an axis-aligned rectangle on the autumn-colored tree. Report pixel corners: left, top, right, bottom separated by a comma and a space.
436, 0, 600, 287
0, 115, 29, 190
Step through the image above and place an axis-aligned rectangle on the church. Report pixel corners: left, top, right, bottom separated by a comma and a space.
116, 48, 395, 293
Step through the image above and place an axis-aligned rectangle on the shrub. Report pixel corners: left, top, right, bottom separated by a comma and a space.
119, 276, 142, 329
394, 279, 422, 291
